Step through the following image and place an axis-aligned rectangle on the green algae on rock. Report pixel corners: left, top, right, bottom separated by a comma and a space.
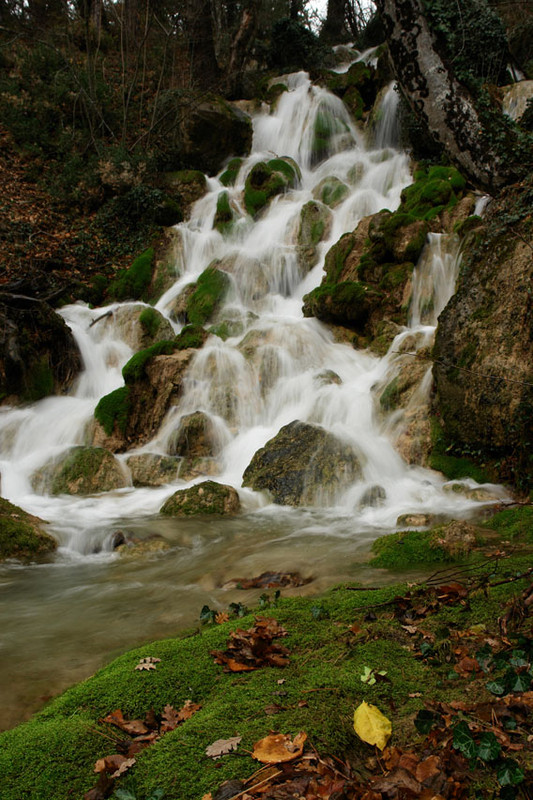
244, 158, 300, 217
0, 497, 56, 561
31, 446, 128, 495
160, 480, 240, 516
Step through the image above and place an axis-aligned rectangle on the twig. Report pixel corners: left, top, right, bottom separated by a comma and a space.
89, 310, 113, 327
232, 769, 283, 799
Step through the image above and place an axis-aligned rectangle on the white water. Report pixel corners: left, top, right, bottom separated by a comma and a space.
0, 66, 507, 729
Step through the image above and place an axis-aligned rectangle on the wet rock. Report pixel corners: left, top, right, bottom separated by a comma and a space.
32, 446, 128, 495
184, 266, 231, 326
443, 483, 504, 503
433, 200, 533, 489
179, 99, 252, 176
208, 254, 268, 304
219, 157, 244, 187
242, 420, 362, 507
177, 457, 220, 482
117, 536, 171, 558
169, 284, 196, 324
314, 370, 342, 386
126, 453, 181, 487
358, 485, 386, 509
297, 201, 333, 275
169, 411, 221, 459
396, 513, 435, 528
244, 157, 300, 217
160, 480, 240, 516
98, 304, 174, 352
312, 176, 349, 208
0, 296, 81, 405
223, 571, 312, 590
147, 229, 184, 303
213, 191, 237, 235
0, 497, 57, 561
93, 347, 197, 452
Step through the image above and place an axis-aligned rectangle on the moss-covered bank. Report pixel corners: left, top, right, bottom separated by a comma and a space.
0, 497, 57, 561
1, 508, 532, 799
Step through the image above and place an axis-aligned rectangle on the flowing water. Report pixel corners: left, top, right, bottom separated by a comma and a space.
0, 67, 506, 730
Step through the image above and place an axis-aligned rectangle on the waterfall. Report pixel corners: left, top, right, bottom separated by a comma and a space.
372, 82, 401, 149
1, 63, 512, 730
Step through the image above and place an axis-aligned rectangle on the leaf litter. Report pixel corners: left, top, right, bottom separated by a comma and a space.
211, 616, 290, 672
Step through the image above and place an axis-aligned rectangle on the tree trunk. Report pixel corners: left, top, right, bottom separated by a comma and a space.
376, 0, 517, 192
321, 0, 347, 43
226, 6, 258, 96
184, 0, 221, 92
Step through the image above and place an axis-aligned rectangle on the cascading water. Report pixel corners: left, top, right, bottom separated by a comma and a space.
0, 66, 507, 730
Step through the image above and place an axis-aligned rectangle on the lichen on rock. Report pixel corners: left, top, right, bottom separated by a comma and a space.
160, 480, 240, 516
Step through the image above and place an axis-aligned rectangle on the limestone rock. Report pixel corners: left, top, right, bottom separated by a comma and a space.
297, 201, 333, 275
32, 446, 128, 495
117, 537, 171, 558
358, 485, 386, 509
169, 411, 220, 459
242, 420, 362, 506
0, 297, 81, 405
0, 497, 56, 561
99, 304, 174, 352
160, 480, 240, 516
177, 457, 220, 482
396, 513, 435, 528
126, 453, 181, 487
169, 284, 196, 324
312, 176, 349, 208
433, 520, 481, 557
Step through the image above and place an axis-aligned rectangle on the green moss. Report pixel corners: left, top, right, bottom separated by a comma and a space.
370, 528, 454, 569
266, 157, 300, 184
312, 109, 349, 164
174, 324, 207, 350
428, 416, 490, 483
0, 498, 56, 561
324, 232, 355, 282
139, 307, 162, 339
108, 248, 155, 302
122, 341, 176, 384
94, 386, 131, 436
213, 191, 234, 235
219, 157, 243, 187
23, 356, 54, 402
380, 377, 401, 411
400, 166, 465, 221
243, 159, 298, 217
46, 447, 110, 495
169, 169, 206, 186
185, 267, 230, 326
483, 506, 533, 543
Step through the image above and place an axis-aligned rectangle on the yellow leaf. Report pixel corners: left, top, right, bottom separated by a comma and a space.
353, 701, 391, 750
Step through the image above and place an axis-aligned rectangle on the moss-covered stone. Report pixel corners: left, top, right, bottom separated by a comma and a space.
242, 420, 362, 506
174, 324, 208, 351
179, 97, 252, 176
169, 411, 220, 459
122, 340, 177, 384
312, 176, 349, 208
108, 248, 155, 302
185, 267, 230, 326
244, 158, 299, 217
302, 281, 381, 330
162, 170, 207, 216
139, 307, 162, 339
400, 166, 466, 221
311, 107, 351, 166
297, 200, 333, 274
153, 194, 183, 227
213, 191, 235, 235
32, 446, 128, 495
126, 453, 181, 487
94, 386, 132, 437
160, 480, 240, 516
219, 157, 243, 187
0, 497, 56, 561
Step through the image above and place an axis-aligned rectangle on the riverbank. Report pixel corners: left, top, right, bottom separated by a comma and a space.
2, 505, 532, 799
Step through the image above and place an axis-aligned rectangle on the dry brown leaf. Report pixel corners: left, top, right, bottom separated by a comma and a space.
252, 731, 307, 764
415, 755, 441, 783
94, 754, 128, 774
103, 710, 149, 736
110, 757, 136, 778
205, 736, 242, 759
216, 612, 230, 624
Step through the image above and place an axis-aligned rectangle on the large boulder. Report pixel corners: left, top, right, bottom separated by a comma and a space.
242, 420, 362, 506
169, 411, 220, 459
0, 497, 56, 561
160, 480, 240, 516
32, 446, 128, 495
160, 170, 207, 217
297, 201, 333, 275
0, 295, 81, 405
180, 98, 253, 176
433, 194, 533, 489
98, 304, 174, 352
244, 158, 300, 217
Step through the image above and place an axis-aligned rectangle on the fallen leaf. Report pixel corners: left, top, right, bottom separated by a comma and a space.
252, 731, 307, 763
205, 736, 242, 759
103, 710, 149, 736
83, 772, 114, 800
135, 657, 161, 671
415, 755, 441, 783
353, 701, 392, 750
226, 571, 312, 590
264, 704, 283, 715
94, 754, 128, 774
216, 612, 230, 624
211, 617, 289, 672
110, 757, 136, 778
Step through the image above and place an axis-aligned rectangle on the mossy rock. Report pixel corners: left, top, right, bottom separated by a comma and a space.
108, 248, 155, 302
213, 191, 235, 235
185, 267, 230, 326
179, 97, 253, 176
243, 158, 299, 217
99, 305, 174, 352
169, 411, 220, 459
297, 200, 333, 274
312, 176, 349, 208
122, 340, 177, 384
242, 420, 362, 506
160, 480, 240, 516
400, 166, 466, 221
94, 386, 131, 437
126, 453, 181, 487
32, 446, 128, 495
153, 194, 183, 227
302, 281, 380, 330
219, 157, 243, 187
0, 497, 56, 561
175, 324, 209, 351
162, 170, 207, 215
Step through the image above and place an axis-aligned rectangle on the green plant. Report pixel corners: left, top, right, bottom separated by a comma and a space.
109, 248, 155, 302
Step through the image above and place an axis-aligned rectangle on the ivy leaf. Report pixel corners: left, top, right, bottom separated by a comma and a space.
414, 709, 442, 735
452, 721, 477, 759
497, 759, 524, 786
486, 679, 506, 696
508, 671, 531, 693
477, 731, 501, 762
200, 605, 216, 625
509, 650, 529, 668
